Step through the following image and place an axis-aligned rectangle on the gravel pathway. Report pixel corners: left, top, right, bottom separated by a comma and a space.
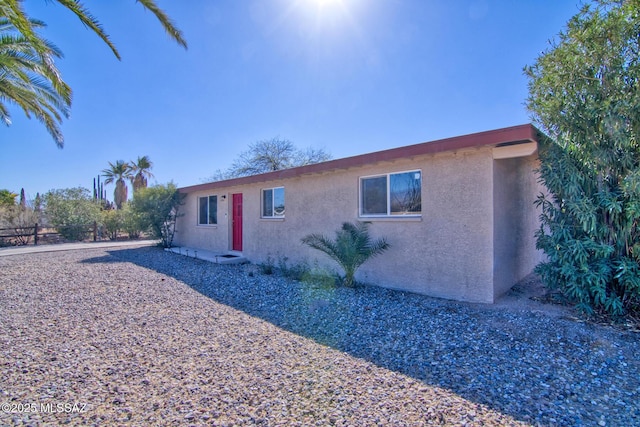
0, 247, 638, 426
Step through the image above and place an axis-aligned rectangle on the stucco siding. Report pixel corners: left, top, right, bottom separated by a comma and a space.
514, 156, 546, 279
176, 147, 498, 303
174, 125, 544, 303
491, 154, 545, 300
492, 157, 521, 300
354, 149, 495, 303
175, 192, 227, 253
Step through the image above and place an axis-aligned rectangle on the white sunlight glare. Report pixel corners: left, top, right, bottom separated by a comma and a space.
311, 0, 344, 8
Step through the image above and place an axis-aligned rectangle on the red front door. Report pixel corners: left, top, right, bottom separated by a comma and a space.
232, 193, 243, 251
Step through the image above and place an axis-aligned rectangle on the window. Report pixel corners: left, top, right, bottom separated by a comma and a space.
360, 170, 421, 216
198, 195, 217, 225
262, 187, 285, 218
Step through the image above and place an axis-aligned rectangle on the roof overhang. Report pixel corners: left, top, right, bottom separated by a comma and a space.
180, 124, 539, 193
492, 140, 538, 159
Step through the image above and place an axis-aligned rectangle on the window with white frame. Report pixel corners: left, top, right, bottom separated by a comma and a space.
360, 170, 422, 216
198, 195, 217, 225
262, 187, 285, 218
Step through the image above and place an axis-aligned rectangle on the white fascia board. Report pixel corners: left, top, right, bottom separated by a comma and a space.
492, 141, 537, 159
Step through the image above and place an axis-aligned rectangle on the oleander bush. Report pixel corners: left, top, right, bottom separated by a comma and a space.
526, 0, 640, 317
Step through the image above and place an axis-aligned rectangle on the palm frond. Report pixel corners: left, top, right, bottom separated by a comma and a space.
54, 0, 121, 60
135, 0, 188, 49
302, 221, 390, 287
130, 155, 154, 191
301, 233, 342, 264
0, 99, 12, 125
0, 10, 70, 147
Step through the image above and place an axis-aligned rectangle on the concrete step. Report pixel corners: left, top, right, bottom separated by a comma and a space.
165, 247, 248, 265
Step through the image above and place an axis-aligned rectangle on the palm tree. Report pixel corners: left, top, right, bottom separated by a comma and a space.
130, 155, 154, 193
0, 17, 71, 146
1, 0, 186, 60
302, 221, 390, 287
102, 160, 132, 209
0, 0, 186, 146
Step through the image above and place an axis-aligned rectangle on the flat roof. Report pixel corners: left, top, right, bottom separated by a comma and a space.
180, 123, 539, 193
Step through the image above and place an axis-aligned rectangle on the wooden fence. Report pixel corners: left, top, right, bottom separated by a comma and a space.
0, 223, 99, 246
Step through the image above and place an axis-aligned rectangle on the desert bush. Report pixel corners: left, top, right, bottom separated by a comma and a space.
44, 188, 101, 241
101, 209, 123, 240
129, 183, 184, 248
0, 205, 39, 246
121, 204, 146, 239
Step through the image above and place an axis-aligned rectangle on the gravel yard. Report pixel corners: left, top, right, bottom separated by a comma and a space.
0, 247, 638, 426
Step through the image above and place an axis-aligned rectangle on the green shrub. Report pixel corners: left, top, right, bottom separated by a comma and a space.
526, 1, 640, 317
101, 209, 123, 240
121, 204, 146, 239
44, 188, 101, 241
0, 189, 17, 207
129, 183, 184, 248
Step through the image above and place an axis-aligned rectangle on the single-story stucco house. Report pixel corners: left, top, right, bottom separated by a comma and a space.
175, 124, 546, 303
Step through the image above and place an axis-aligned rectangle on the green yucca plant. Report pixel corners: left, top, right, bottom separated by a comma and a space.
302, 221, 390, 287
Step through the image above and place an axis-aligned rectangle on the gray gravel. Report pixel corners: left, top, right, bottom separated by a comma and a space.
0, 247, 638, 426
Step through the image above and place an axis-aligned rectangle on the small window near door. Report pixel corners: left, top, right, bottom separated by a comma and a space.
262, 187, 285, 218
198, 195, 217, 225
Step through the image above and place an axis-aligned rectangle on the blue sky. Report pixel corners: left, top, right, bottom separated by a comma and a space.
1, 0, 580, 200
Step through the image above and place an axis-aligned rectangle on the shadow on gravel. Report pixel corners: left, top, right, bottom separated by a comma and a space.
91, 247, 640, 427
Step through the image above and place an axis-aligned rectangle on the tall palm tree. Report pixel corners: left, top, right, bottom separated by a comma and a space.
130, 155, 154, 193
0, 17, 71, 146
0, 0, 186, 146
102, 160, 132, 210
